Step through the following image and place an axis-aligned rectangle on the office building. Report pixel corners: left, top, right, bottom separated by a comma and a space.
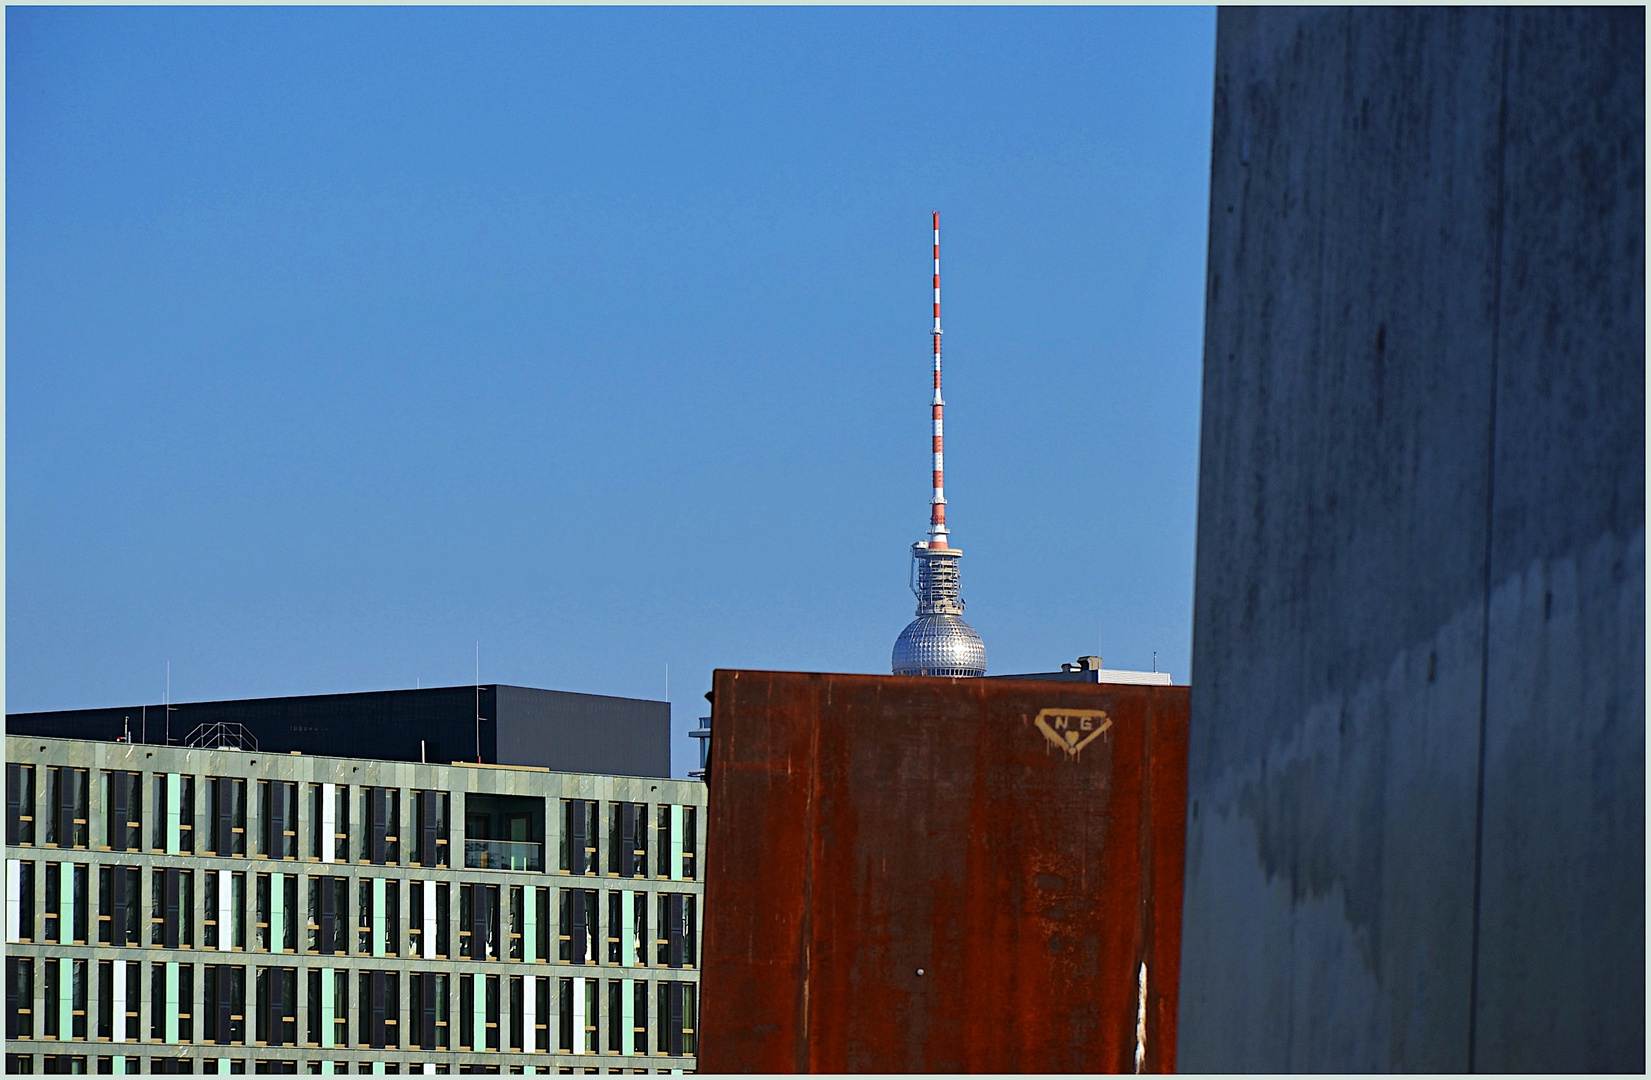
4, 731, 705, 1074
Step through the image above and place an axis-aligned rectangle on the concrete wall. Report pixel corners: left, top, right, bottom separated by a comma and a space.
1180, 8, 1643, 1072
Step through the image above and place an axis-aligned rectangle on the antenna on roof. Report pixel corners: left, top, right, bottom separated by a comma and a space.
475, 642, 482, 764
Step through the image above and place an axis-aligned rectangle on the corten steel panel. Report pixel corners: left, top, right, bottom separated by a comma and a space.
699, 670, 1189, 1073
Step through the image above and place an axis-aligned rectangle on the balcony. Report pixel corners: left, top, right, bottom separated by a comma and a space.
464, 838, 543, 872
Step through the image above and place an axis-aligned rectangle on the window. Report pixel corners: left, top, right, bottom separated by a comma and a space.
151, 774, 196, 855
356, 880, 372, 954
631, 891, 648, 967
150, 868, 194, 949
656, 894, 697, 969
95, 960, 140, 1042
508, 976, 524, 1051
408, 882, 423, 958
45, 863, 88, 944
559, 800, 598, 875
459, 883, 500, 961
355, 878, 400, 957
383, 879, 400, 957
357, 971, 400, 1049
507, 975, 545, 1052
96, 866, 140, 946
304, 969, 348, 1048
255, 967, 297, 1047
305, 876, 347, 955
557, 977, 598, 1054
7, 957, 34, 1039
203, 964, 246, 1045
258, 782, 298, 860
682, 807, 697, 881
532, 976, 551, 1052
308, 784, 349, 863
458, 976, 472, 1051
255, 874, 298, 953
607, 979, 649, 1055
9, 860, 36, 942
466, 794, 545, 872
654, 805, 696, 880
559, 889, 598, 965
44, 864, 59, 943
204, 871, 246, 950
102, 772, 143, 853
508, 886, 525, 961
409, 972, 449, 1050
606, 891, 652, 966
407, 880, 450, 960
45, 768, 89, 849
149, 963, 195, 1043
43, 958, 88, 1040
607, 803, 648, 878
206, 778, 247, 857
357, 787, 401, 866
459, 974, 499, 1052
8, 763, 37, 846
411, 790, 450, 867
536, 886, 552, 963
656, 981, 697, 1057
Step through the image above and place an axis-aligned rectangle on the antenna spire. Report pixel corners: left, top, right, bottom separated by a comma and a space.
928, 211, 949, 550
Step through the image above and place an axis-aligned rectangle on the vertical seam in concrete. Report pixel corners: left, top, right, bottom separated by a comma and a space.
1466, 9, 1513, 1072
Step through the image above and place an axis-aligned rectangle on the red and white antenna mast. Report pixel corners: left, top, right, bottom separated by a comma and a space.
928, 210, 949, 551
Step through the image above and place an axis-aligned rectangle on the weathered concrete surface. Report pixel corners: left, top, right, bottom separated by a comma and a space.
1181, 8, 1643, 1072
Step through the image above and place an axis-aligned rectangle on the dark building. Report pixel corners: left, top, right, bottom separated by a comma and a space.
7, 684, 671, 779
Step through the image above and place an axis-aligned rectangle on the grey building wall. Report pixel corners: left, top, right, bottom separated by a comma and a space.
495, 686, 671, 780
1180, 7, 1643, 1072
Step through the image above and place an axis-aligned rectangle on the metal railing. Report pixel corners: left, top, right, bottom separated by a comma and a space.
464, 839, 543, 872
184, 722, 259, 751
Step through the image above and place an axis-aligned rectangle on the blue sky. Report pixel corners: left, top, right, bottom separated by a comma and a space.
7, 6, 1217, 775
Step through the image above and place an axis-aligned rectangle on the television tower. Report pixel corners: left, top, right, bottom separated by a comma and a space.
892, 212, 987, 677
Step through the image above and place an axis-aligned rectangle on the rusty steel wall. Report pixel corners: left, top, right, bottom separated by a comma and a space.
698, 670, 1189, 1073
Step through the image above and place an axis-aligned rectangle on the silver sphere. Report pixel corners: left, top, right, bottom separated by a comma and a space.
892, 614, 987, 677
